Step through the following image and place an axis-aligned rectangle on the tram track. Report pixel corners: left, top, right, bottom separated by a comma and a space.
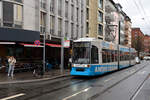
1, 62, 147, 100
130, 73, 150, 100
87, 63, 148, 100
26, 63, 147, 100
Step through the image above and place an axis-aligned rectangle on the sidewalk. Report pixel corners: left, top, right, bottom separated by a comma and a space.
0, 69, 70, 84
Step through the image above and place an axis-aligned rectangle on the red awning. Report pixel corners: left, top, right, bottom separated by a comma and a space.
20, 43, 69, 48
20, 43, 43, 47
46, 43, 61, 47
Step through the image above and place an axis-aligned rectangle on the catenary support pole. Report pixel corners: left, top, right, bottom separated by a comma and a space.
43, 32, 46, 75
61, 37, 64, 74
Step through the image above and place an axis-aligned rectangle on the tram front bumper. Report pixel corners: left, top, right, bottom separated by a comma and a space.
70, 67, 94, 76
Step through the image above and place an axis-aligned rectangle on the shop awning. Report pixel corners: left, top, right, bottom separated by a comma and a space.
20, 43, 43, 47
0, 27, 40, 42
46, 43, 61, 47
20, 43, 69, 48
0, 42, 16, 44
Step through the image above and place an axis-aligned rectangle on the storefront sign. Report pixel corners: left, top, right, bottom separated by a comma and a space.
64, 40, 70, 47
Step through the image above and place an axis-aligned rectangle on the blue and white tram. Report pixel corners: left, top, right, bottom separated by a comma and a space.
70, 38, 137, 76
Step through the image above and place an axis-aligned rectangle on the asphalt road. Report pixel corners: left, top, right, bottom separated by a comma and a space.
0, 61, 150, 100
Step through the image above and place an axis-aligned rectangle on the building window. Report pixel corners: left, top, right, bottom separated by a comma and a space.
76, 8, 79, 22
71, 5, 74, 21
86, 8, 89, 20
86, 0, 89, 6
98, 11, 103, 23
81, 11, 83, 24
81, 26, 84, 37
58, 0, 62, 16
13, 0, 23, 3
3, 1, 14, 27
14, 4, 23, 28
65, 1, 68, 19
50, 16, 55, 35
86, 22, 89, 34
65, 21, 69, 37
98, 24, 103, 36
71, 23, 74, 39
98, 0, 103, 9
40, 0, 46, 10
76, 25, 79, 39
71, 0, 74, 3
40, 12, 46, 33
50, 0, 54, 14
76, 0, 79, 6
58, 18, 62, 37
3, 1, 23, 28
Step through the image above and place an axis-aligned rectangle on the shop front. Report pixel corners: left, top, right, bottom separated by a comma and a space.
0, 27, 40, 72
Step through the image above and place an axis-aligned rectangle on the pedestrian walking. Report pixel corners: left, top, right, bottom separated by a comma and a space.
68, 58, 72, 71
8, 56, 16, 77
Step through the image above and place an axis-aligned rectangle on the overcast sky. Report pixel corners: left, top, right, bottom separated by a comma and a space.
113, 0, 150, 35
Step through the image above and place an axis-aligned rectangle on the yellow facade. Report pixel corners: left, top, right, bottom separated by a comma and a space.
87, 0, 105, 40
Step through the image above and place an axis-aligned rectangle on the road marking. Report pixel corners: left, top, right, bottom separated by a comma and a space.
131, 77, 148, 100
138, 71, 146, 75
62, 87, 91, 100
104, 78, 112, 83
0, 93, 25, 100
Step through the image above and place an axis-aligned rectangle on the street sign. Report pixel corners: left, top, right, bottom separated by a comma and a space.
34, 40, 40, 46
64, 40, 70, 47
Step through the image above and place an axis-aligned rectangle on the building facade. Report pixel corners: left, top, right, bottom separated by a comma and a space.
104, 1, 132, 47
0, 0, 87, 70
124, 16, 132, 47
105, 0, 118, 43
86, 0, 105, 40
143, 35, 150, 53
24, 0, 87, 40
0, 0, 87, 40
131, 28, 144, 55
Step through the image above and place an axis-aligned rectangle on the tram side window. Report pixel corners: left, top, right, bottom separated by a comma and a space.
107, 50, 111, 63
102, 49, 107, 63
91, 46, 99, 64
111, 50, 115, 62
115, 50, 118, 61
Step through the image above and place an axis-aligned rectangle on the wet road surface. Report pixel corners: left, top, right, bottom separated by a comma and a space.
0, 61, 150, 100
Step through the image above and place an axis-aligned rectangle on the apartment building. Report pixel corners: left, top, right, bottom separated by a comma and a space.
0, 0, 87, 69
131, 28, 144, 54
105, 0, 118, 42
143, 35, 150, 53
86, 0, 105, 40
124, 16, 132, 47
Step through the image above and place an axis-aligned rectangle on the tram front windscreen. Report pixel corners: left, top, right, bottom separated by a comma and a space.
72, 42, 91, 64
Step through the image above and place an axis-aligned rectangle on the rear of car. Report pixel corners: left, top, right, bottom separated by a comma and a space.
135, 57, 140, 64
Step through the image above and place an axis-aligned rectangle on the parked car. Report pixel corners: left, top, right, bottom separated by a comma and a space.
143, 56, 150, 60
135, 57, 140, 64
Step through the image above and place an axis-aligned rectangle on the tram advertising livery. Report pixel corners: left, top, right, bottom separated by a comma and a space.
71, 38, 137, 76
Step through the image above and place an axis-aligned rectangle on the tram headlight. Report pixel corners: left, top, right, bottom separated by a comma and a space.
87, 65, 90, 67
84, 65, 90, 67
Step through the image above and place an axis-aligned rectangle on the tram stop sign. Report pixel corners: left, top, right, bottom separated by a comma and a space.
34, 40, 40, 46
